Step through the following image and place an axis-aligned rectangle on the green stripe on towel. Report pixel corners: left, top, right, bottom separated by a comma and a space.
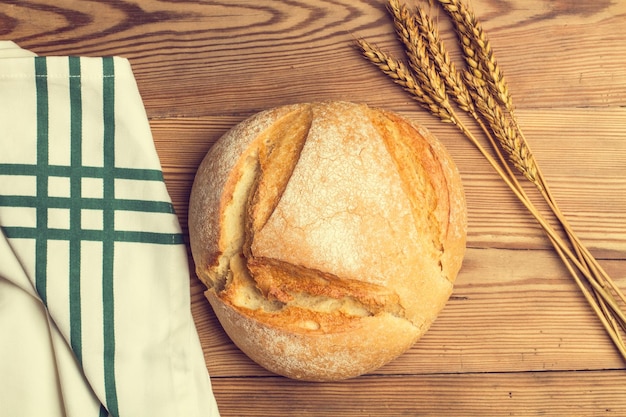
69, 55, 83, 366
101, 56, 119, 417
34, 56, 49, 305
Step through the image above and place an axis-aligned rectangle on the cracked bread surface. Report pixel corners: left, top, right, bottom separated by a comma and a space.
188, 101, 466, 381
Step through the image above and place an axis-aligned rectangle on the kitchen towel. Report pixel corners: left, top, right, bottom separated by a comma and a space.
0, 41, 220, 417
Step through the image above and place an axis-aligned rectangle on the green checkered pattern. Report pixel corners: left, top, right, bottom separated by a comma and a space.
0, 56, 184, 416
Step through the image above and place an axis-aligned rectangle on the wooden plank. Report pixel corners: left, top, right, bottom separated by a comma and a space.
209, 371, 626, 417
192, 247, 626, 378
8, 0, 626, 117
151, 107, 626, 256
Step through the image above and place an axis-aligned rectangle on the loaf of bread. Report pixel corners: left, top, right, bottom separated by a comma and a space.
188, 101, 467, 381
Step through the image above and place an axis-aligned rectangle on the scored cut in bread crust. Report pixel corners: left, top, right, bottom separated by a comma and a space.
188, 101, 467, 381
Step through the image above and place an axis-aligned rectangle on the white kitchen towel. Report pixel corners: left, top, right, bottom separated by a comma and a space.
0, 41, 220, 417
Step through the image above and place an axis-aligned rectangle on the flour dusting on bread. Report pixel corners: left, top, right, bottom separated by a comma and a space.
189, 101, 467, 381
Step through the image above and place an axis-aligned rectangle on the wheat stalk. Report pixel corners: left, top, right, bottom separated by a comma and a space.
355, 0, 626, 361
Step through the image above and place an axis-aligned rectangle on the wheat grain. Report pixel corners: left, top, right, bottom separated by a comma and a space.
436, 0, 513, 113
386, 0, 451, 115
413, 6, 475, 114
355, 38, 455, 123
463, 71, 540, 186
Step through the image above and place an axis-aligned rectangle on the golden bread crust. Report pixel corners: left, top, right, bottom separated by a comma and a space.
188, 101, 467, 381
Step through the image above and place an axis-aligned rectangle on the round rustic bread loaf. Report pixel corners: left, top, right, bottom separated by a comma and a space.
188, 101, 467, 381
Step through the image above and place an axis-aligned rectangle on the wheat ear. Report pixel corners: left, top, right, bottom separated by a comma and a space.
355, 38, 455, 123
436, 0, 513, 112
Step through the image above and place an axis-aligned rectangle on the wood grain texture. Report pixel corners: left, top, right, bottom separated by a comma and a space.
6, 0, 626, 115
3, 0, 626, 415
209, 371, 626, 417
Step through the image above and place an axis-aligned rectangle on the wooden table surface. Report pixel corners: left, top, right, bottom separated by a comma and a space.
5, 0, 626, 415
